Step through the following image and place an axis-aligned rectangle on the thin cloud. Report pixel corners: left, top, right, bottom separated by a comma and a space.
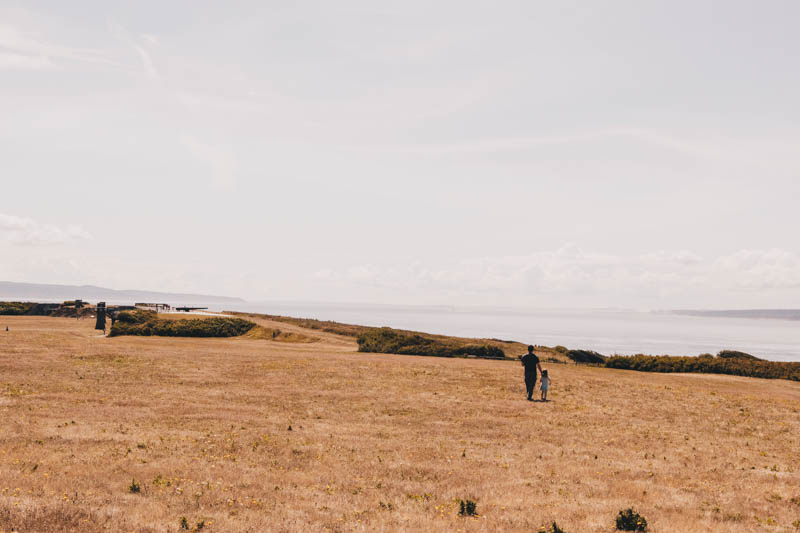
0, 213, 92, 246
106, 20, 159, 79
314, 245, 800, 296
367, 127, 796, 166
0, 50, 55, 70
0, 23, 126, 70
181, 136, 238, 190
133, 43, 158, 78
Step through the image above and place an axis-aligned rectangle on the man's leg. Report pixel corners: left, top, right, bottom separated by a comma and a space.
525, 377, 534, 399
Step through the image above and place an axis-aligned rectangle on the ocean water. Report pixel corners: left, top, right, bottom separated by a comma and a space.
231, 302, 800, 362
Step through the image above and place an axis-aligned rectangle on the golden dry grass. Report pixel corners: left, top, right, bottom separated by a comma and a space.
1, 315, 799, 532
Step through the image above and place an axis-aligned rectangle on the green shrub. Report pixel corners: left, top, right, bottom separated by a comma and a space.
566, 349, 606, 364
0, 301, 36, 315
458, 499, 477, 516
553, 345, 568, 354
357, 328, 504, 359
128, 479, 141, 494
539, 521, 566, 533
605, 354, 800, 381
718, 350, 761, 360
615, 508, 647, 531
109, 310, 255, 338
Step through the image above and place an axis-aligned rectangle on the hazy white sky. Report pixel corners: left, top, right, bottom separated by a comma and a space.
2, 1, 800, 308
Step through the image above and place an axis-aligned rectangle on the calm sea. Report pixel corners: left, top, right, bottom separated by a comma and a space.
228, 302, 800, 362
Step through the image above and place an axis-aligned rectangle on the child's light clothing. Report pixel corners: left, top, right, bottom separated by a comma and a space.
540, 376, 550, 391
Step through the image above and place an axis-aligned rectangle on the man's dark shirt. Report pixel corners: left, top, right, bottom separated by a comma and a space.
521, 353, 540, 376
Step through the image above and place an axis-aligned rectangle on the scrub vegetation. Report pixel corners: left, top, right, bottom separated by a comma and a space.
356, 327, 505, 359
1, 315, 799, 532
108, 310, 255, 338
605, 352, 800, 381
0, 301, 36, 315
565, 349, 606, 364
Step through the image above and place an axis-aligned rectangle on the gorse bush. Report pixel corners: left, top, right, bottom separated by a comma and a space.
605, 353, 800, 381
539, 521, 566, 533
717, 350, 761, 360
615, 508, 647, 531
0, 301, 36, 315
458, 499, 477, 516
566, 349, 606, 364
109, 310, 255, 338
357, 328, 505, 359
116, 309, 156, 324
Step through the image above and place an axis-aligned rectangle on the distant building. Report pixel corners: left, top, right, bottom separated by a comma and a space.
135, 303, 171, 312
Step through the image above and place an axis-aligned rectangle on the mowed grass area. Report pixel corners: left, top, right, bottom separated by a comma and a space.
1, 316, 799, 532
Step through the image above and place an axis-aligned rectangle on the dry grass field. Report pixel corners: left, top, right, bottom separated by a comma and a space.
1, 315, 799, 532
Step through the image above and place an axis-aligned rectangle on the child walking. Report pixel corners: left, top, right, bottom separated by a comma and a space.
540, 369, 551, 401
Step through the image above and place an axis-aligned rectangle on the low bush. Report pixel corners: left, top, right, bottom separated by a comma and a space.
718, 350, 761, 360
116, 309, 156, 324
357, 328, 505, 359
566, 349, 606, 364
458, 499, 477, 516
615, 508, 647, 531
605, 354, 800, 381
539, 521, 566, 533
553, 345, 568, 354
109, 310, 255, 338
0, 301, 36, 315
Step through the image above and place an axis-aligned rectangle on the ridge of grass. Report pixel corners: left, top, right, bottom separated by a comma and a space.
227, 312, 522, 360
242, 325, 318, 343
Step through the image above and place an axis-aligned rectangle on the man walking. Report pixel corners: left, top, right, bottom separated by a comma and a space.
521, 345, 542, 401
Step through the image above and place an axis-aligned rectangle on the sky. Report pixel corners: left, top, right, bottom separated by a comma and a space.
2, 0, 800, 309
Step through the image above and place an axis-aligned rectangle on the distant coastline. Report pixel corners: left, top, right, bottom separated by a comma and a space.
672, 309, 800, 321
0, 280, 244, 305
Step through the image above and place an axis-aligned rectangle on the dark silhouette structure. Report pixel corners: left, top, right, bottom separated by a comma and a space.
95, 302, 106, 332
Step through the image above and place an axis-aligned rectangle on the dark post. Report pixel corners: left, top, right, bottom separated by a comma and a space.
95, 302, 106, 333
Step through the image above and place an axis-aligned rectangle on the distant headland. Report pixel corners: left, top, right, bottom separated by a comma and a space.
0, 280, 244, 305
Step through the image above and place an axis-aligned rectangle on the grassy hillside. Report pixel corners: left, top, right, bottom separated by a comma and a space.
109, 310, 255, 338
356, 327, 505, 358
241, 325, 318, 343
228, 312, 525, 360
1, 315, 799, 532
